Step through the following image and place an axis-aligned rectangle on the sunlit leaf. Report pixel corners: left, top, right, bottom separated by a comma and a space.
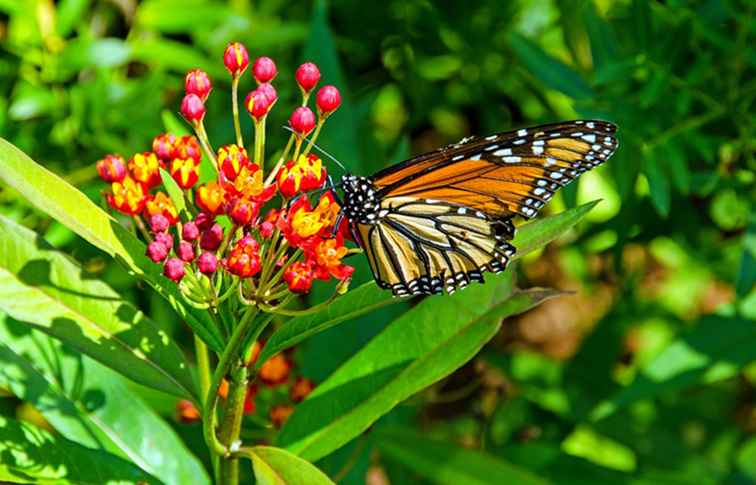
245, 446, 334, 485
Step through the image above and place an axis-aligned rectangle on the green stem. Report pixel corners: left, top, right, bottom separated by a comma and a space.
194, 335, 219, 479
218, 365, 248, 485
264, 134, 295, 186
301, 117, 325, 158
231, 76, 244, 148
254, 117, 267, 170
195, 122, 218, 172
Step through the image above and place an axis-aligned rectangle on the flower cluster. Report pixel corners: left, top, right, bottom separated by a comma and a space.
96, 42, 351, 306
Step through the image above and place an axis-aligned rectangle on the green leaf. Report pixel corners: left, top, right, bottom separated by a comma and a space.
644, 156, 670, 217
260, 202, 596, 364
0, 137, 224, 352
159, 168, 187, 218
256, 282, 400, 368
507, 32, 594, 100
0, 415, 160, 484
129, 37, 224, 78
590, 315, 756, 421
55, 0, 91, 37
278, 278, 561, 462
245, 446, 334, 485
375, 427, 549, 485
0, 315, 209, 485
0, 216, 196, 399
135, 0, 234, 33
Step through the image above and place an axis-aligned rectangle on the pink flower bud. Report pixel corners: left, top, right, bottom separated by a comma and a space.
154, 232, 174, 251
182, 221, 199, 241
223, 42, 249, 76
146, 241, 169, 263
244, 89, 272, 121
185, 69, 212, 101
96, 154, 127, 183
149, 214, 170, 233
177, 241, 195, 262
295, 62, 320, 93
260, 221, 274, 238
163, 258, 186, 282
200, 223, 224, 251
252, 56, 277, 83
316, 85, 341, 115
194, 212, 215, 230
257, 82, 278, 105
181, 94, 205, 123
197, 252, 218, 274
289, 107, 315, 136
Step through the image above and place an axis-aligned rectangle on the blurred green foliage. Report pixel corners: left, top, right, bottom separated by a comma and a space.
0, 0, 754, 483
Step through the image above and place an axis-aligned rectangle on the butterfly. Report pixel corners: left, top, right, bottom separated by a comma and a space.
336, 120, 618, 297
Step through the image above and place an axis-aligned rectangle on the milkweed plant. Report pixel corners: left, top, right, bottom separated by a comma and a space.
0, 39, 595, 485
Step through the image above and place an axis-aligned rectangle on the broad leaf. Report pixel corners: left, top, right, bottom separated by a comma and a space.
0, 137, 223, 352
0, 216, 196, 399
261, 202, 598, 363
0, 416, 160, 484
278, 275, 561, 461
245, 446, 334, 485
0, 315, 209, 485
375, 427, 549, 485
590, 315, 756, 421
160, 168, 188, 217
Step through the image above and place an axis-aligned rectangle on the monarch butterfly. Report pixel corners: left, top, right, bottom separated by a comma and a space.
337, 120, 618, 297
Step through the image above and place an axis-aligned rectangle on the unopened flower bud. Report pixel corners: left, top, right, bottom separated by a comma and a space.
96, 154, 127, 183
284, 261, 314, 294
252, 56, 277, 83
257, 82, 278, 105
200, 223, 224, 251
290, 377, 315, 402
245, 89, 272, 121
149, 214, 170, 233
177, 241, 195, 262
223, 42, 249, 76
316, 85, 341, 115
194, 212, 215, 230
163, 257, 185, 282
289, 107, 315, 136
197, 252, 218, 274
295, 62, 320, 93
184, 69, 212, 101
146, 241, 169, 263
181, 94, 205, 123
228, 198, 258, 226
182, 221, 200, 241
269, 404, 294, 428
260, 221, 275, 238
154, 232, 174, 251
176, 399, 200, 423
152, 134, 177, 161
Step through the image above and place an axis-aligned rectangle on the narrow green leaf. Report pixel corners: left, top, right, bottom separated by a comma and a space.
0, 316, 209, 485
512, 200, 599, 256
162, 109, 191, 135
256, 282, 399, 367
278, 278, 561, 461
644, 156, 670, 217
159, 168, 187, 218
582, 3, 618, 70
0, 216, 196, 399
0, 137, 224, 352
55, 0, 92, 37
590, 315, 756, 421
246, 446, 334, 485
0, 416, 160, 484
375, 427, 549, 485
507, 32, 594, 100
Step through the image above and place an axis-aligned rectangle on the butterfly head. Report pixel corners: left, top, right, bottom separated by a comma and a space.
341, 175, 380, 224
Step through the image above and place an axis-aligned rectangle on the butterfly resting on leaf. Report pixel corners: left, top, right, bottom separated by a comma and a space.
330, 120, 618, 297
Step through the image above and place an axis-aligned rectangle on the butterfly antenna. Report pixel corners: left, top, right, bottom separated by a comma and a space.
282, 125, 349, 174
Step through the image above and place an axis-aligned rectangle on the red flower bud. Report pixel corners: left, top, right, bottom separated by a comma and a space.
290, 377, 315, 402
226, 236, 261, 278
146, 241, 169, 263
154, 232, 174, 251
295, 62, 320, 93
259, 354, 291, 386
223, 42, 249, 76
228, 198, 259, 226
163, 258, 185, 282
169, 157, 200, 189
177, 241, 195, 262
181, 94, 205, 123
260, 221, 275, 238
194, 212, 214, 230
316, 85, 341, 115
244, 89, 272, 121
289, 107, 315, 136
152, 134, 177, 161
256, 82, 278, 105
218, 144, 250, 180
197, 252, 218, 274
96, 154, 127, 183
252, 56, 277, 83
269, 404, 294, 428
200, 223, 224, 251
284, 261, 314, 293
184, 69, 212, 101
149, 214, 170, 233
176, 399, 200, 423
182, 221, 199, 241
173, 135, 202, 163
128, 152, 162, 189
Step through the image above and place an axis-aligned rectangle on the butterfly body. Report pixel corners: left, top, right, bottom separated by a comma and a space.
339, 120, 618, 297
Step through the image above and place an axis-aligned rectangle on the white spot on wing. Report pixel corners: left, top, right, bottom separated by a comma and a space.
493, 148, 512, 156
517, 129, 527, 136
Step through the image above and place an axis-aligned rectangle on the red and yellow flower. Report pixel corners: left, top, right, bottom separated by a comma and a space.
145, 192, 179, 225
276, 154, 327, 198
226, 235, 262, 278
169, 157, 200, 189
96, 154, 127, 183
281, 192, 341, 246
196, 181, 226, 215
107, 176, 147, 215
128, 152, 162, 188
308, 236, 354, 281
283, 261, 314, 293
152, 133, 177, 162
173, 135, 202, 163
218, 144, 250, 180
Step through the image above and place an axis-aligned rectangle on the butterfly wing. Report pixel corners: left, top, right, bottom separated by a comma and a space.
373, 120, 618, 219
352, 197, 515, 296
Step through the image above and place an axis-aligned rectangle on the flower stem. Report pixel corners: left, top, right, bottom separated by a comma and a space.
301, 117, 325, 158
254, 117, 267, 170
195, 122, 219, 172
218, 364, 248, 485
231, 76, 244, 148
264, 133, 295, 186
